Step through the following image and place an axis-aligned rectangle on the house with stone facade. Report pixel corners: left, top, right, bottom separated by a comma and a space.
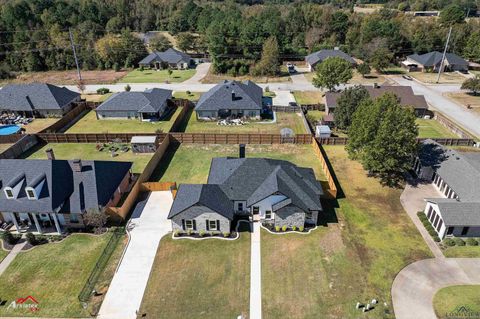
168, 145, 323, 234
415, 139, 480, 239
0, 149, 132, 234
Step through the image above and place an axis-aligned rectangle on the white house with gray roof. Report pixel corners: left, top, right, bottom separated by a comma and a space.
95, 88, 172, 121
138, 48, 194, 70
415, 140, 480, 239
168, 145, 323, 234
194, 80, 264, 120
305, 48, 356, 72
0, 83, 80, 118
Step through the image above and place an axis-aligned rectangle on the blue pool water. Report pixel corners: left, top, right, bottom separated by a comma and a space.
0, 125, 21, 135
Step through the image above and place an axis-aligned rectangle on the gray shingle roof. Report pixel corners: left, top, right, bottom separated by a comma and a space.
194, 80, 263, 112
275, 204, 303, 219
305, 49, 356, 68
426, 199, 480, 226
0, 159, 132, 214
407, 51, 468, 68
0, 83, 80, 112
96, 88, 172, 113
139, 48, 192, 65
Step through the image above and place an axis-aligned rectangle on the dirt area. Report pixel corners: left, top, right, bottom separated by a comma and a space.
445, 92, 480, 114
0, 70, 129, 86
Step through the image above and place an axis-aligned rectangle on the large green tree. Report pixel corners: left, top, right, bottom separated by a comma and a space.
312, 57, 353, 91
334, 86, 370, 130
461, 75, 480, 96
251, 36, 280, 76
440, 4, 466, 25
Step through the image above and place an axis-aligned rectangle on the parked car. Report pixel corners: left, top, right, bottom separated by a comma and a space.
286, 63, 296, 73
402, 75, 413, 80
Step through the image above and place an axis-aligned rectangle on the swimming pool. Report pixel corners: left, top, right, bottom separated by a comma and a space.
0, 125, 21, 135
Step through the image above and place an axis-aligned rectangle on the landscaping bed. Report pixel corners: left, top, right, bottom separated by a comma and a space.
119, 68, 196, 83
416, 211, 440, 242
173, 230, 236, 239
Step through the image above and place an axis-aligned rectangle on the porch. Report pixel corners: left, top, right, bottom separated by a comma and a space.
3, 212, 62, 234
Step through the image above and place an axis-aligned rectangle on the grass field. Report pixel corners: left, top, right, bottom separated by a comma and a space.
22, 118, 60, 134
184, 112, 307, 134
81, 93, 114, 103
66, 108, 182, 134
293, 91, 324, 105
138, 230, 250, 319
23, 143, 152, 174
151, 144, 327, 184
348, 70, 388, 85
120, 68, 196, 83
0, 233, 111, 317
410, 72, 467, 84
416, 119, 459, 138
261, 146, 432, 319
446, 92, 480, 114
305, 110, 326, 122
434, 285, 480, 319
443, 245, 480, 258
0, 70, 129, 86
173, 91, 203, 101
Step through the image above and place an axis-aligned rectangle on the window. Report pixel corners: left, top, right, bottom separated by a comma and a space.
27, 189, 36, 199
461, 227, 470, 236
436, 219, 443, 232
427, 206, 433, 219
237, 203, 243, 211
265, 211, 272, 219
252, 206, 259, 214
4, 189, 13, 199
208, 220, 218, 231
184, 220, 194, 230
447, 227, 454, 236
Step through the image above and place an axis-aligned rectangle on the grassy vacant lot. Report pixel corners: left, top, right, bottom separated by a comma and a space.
173, 91, 203, 101
81, 93, 114, 103
348, 70, 388, 85
120, 68, 196, 83
138, 232, 250, 319
66, 108, 182, 134
262, 146, 432, 319
0, 70, 128, 86
446, 92, 480, 114
184, 112, 307, 134
443, 246, 480, 258
434, 285, 480, 319
201, 69, 291, 84
22, 118, 59, 134
0, 233, 111, 317
24, 143, 152, 174
416, 119, 459, 138
151, 144, 326, 184
410, 72, 466, 84
293, 91, 324, 105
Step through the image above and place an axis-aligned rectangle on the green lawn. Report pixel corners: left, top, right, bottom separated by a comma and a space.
0, 247, 8, 263
443, 245, 480, 258
66, 108, 182, 134
434, 285, 480, 319
293, 91, 324, 105
0, 233, 111, 317
172, 91, 203, 101
150, 144, 326, 184
23, 143, 152, 174
184, 111, 307, 134
120, 69, 196, 83
261, 146, 432, 319
305, 110, 326, 122
138, 230, 250, 319
416, 119, 459, 138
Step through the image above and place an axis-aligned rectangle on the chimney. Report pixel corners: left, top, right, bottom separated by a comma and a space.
231, 90, 235, 101
239, 144, 245, 158
46, 148, 55, 160
72, 159, 82, 172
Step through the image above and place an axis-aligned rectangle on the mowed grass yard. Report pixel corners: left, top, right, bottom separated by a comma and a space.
434, 285, 480, 319
410, 72, 467, 84
416, 119, 459, 138
150, 144, 326, 184
66, 108, 182, 134
261, 146, 432, 319
184, 112, 307, 134
120, 68, 196, 83
446, 92, 480, 115
23, 143, 152, 174
138, 230, 250, 319
22, 118, 60, 134
292, 91, 324, 105
0, 233, 111, 317
443, 245, 480, 258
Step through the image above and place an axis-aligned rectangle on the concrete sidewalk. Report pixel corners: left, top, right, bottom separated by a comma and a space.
250, 222, 262, 319
98, 191, 173, 319
0, 241, 26, 276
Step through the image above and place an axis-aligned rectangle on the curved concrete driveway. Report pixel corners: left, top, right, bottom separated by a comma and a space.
182, 62, 211, 84
392, 258, 480, 319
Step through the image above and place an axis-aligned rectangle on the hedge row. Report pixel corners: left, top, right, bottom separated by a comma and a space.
417, 211, 440, 242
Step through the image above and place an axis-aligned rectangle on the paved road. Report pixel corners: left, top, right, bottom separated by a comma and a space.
98, 191, 173, 319
392, 77, 480, 138
392, 258, 480, 319
250, 222, 262, 319
181, 63, 211, 84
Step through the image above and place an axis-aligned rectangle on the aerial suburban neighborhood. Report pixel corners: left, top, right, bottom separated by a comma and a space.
0, 1, 479, 319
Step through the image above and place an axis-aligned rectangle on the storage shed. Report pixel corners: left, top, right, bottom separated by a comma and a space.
130, 136, 158, 153
315, 125, 332, 138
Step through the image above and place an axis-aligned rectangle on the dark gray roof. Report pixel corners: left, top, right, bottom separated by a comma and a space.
96, 88, 172, 113
305, 49, 356, 68
325, 85, 428, 110
195, 80, 263, 112
168, 184, 234, 219
426, 199, 480, 226
0, 83, 80, 112
407, 51, 468, 67
419, 140, 480, 202
0, 159, 132, 214
275, 204, 303, 219
139, 48, 192, 65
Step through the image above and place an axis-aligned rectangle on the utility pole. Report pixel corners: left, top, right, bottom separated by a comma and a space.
436, 26, 452, 84
69, 28, 82, 82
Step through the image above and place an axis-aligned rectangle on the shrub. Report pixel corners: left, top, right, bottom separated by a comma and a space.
223, 232, 230, 238
26, 233, 37, 245
466, 238, 478, 246
186, 229, 192, 236
124, 84, 131, 92
433, 235, 441, 242
428, 228, 437, 236
97, 88, 110, 95
454, 238, 466, 246
275, 226, 281, 232
299, 226, 304, 232
417, 211, 427, 221
83, 210, 108, 231
1, 232, 16, 245
186, 90, 191, 96
282, 225, 288, 232
113, 63, 120, 72
292, 226, 297, 231
139, 65, 144, 72
199, 230, 205, 237
174, 230, 180, 237
443, 238, 456, 246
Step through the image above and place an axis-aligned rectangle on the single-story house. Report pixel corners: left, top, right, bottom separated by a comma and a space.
168, 145, 324, 234
414, 139, 480, 239
194, 80, 264, 120
139, 48, 194, 70
0, 149, 132, 234
325, 84, 429, 117
95, 88, 173, 121
305, 48, 356, 72
402, 51, 469, 72
0, 83, 80, 118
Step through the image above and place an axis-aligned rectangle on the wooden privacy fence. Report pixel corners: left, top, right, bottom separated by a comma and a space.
169, 133, 313, 144
40, 101, 99, 133
317, 137, 476, 147
302, 104, 325, 111
271, 105, 300, 112
311, 138, 338, 199
0, 135, 38, 159
141, 182, 177, 192
37, 132, 167, 143
0, 134, 23, 144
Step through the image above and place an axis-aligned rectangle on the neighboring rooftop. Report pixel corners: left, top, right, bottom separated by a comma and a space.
305, 49, 356, 67
96, 88, 172, 113
425, 199, 480, 226
139, 48, 192, 65
407, 51, 468, 67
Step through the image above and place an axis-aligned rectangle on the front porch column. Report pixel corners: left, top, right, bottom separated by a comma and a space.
9, 213, 19, 231
50, 213, 61, 234
31, 213, 42, 233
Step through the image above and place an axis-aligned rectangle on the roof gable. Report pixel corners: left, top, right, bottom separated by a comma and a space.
96, 88, 172, 113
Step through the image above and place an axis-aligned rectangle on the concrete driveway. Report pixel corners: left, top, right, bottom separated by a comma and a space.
182, 62, 211, 84
392, 258, 480, 319
98, 191, 173, 319
272, 90, 296, 106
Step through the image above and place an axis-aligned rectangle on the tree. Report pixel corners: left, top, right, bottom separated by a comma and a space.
312, 57, 353, 91
368, 46, 393, 72
251, 36, 280, 77
176, 32, 195, 52
357, 63, 371, 78
83, 210, 108, 230
440, 4, 465, 25
149, 34, 171, 52
464, 31, 480, 63
124, 84, 131, 92
334, 86, 369, 130
461, 76, 480, 96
